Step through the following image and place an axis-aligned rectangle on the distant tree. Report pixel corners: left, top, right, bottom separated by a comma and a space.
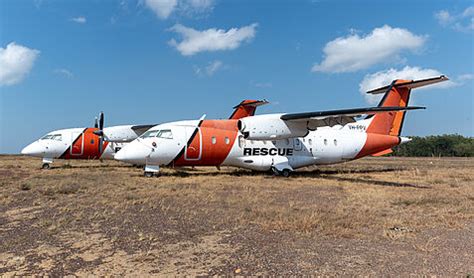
391, 134, 474, 157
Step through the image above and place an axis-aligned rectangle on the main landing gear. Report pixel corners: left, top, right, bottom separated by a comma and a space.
271, 167, 292, 178
144, 164, 160, 178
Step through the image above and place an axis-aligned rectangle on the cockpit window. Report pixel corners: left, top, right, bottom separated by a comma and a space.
140, 130, 160, 138
41, 135, 53, 140
52, 134, 62, 141
40, 134, 62, 141
140, 129, 173, 139
157, 129, 173, 139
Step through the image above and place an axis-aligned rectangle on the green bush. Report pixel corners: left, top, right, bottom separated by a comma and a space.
392, 134, 474, 157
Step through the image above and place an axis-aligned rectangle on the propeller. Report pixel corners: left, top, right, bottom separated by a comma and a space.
93, 112, 105, 154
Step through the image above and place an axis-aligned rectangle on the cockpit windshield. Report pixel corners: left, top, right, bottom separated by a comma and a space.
40, 134, 62, 141
139, 129, 173, 139
157, 129, 173, 139
140, 130, 160, 138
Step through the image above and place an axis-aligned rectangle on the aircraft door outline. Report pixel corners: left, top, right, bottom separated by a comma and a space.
70, 132, 84, 155
184, 127, 202, 161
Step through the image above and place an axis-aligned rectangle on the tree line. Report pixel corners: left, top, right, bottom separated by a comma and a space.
391, 134, 474, 157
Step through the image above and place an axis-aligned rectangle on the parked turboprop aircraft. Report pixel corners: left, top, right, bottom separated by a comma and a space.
114, 76, 448, 177
21, 101, 265, 169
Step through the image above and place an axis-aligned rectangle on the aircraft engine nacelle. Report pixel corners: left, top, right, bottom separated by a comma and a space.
238, 114, 308, 140
103, 125, 141, 142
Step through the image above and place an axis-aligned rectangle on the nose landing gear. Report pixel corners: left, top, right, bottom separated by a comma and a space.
41, 158, 53, 170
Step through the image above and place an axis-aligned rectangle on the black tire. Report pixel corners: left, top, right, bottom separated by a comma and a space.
41, 163, 50, 170
144, 171, 154, 178
281, 169, 291, 178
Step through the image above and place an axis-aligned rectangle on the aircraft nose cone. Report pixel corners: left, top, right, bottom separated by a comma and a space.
21, 142, 45, 157
115, 142, 150, 165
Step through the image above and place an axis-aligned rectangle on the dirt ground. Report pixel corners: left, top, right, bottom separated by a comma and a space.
0, 155, 473, 275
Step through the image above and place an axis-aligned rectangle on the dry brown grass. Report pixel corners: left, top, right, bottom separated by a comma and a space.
0, 155, 473, 275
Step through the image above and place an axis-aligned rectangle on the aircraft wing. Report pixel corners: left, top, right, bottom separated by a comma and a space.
280, 106, 424, 128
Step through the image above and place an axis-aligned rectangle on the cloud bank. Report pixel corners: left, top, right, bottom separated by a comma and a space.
312, 25, 426, 73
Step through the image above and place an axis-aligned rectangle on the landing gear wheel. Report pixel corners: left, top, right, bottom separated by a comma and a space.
144, 171, 154, 178
281, 169, 291, 178
41, 163, 50, 170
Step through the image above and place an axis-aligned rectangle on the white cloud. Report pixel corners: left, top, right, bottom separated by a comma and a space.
144, 0, 177, 19
194, 60, 223, 76
54, 68, 73, 78
0, 42, 40, 86
71, 16, 87, 24
181, 0, 214, 14
435, 6, 474, 32
359, 66, 455, 104
255, 82, 272, 88
434, 10, 453, 26
168, 23, 258, 56
144, 0, 213, 19
457, 73, 474, 82
312, 25, 426, 73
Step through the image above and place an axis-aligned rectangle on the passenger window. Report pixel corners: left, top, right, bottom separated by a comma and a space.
334, 139, 337, 146
324, 139, 328, 145
157, 129, 173, 139
285, 139, 290, 145
225, 137, 230, 145
211, 136, 216, 144
308, 139, 312, 145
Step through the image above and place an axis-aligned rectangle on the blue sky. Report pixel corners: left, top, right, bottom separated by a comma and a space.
1, 0, 473, 154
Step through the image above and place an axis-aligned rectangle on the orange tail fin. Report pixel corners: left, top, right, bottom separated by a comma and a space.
229, 100, 269, 120
365, 76, 448, 136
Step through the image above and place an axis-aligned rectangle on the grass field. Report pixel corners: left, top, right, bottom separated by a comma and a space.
1, 155, 473, 275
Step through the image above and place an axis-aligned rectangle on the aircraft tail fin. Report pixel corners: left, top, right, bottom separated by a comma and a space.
229, 99, 269, 120
365, 76, 448, 136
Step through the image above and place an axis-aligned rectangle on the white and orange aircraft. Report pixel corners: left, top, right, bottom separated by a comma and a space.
21, 104, 263, 169
20, 112, 157, 169
115, 76, 448, 177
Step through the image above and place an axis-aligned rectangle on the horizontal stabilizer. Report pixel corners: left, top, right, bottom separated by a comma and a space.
366, 75, 449, 95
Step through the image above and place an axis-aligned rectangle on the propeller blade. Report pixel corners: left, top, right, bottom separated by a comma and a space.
96, 111, 105, 156
99, 136, 104, 155
99, 112, 104, 130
